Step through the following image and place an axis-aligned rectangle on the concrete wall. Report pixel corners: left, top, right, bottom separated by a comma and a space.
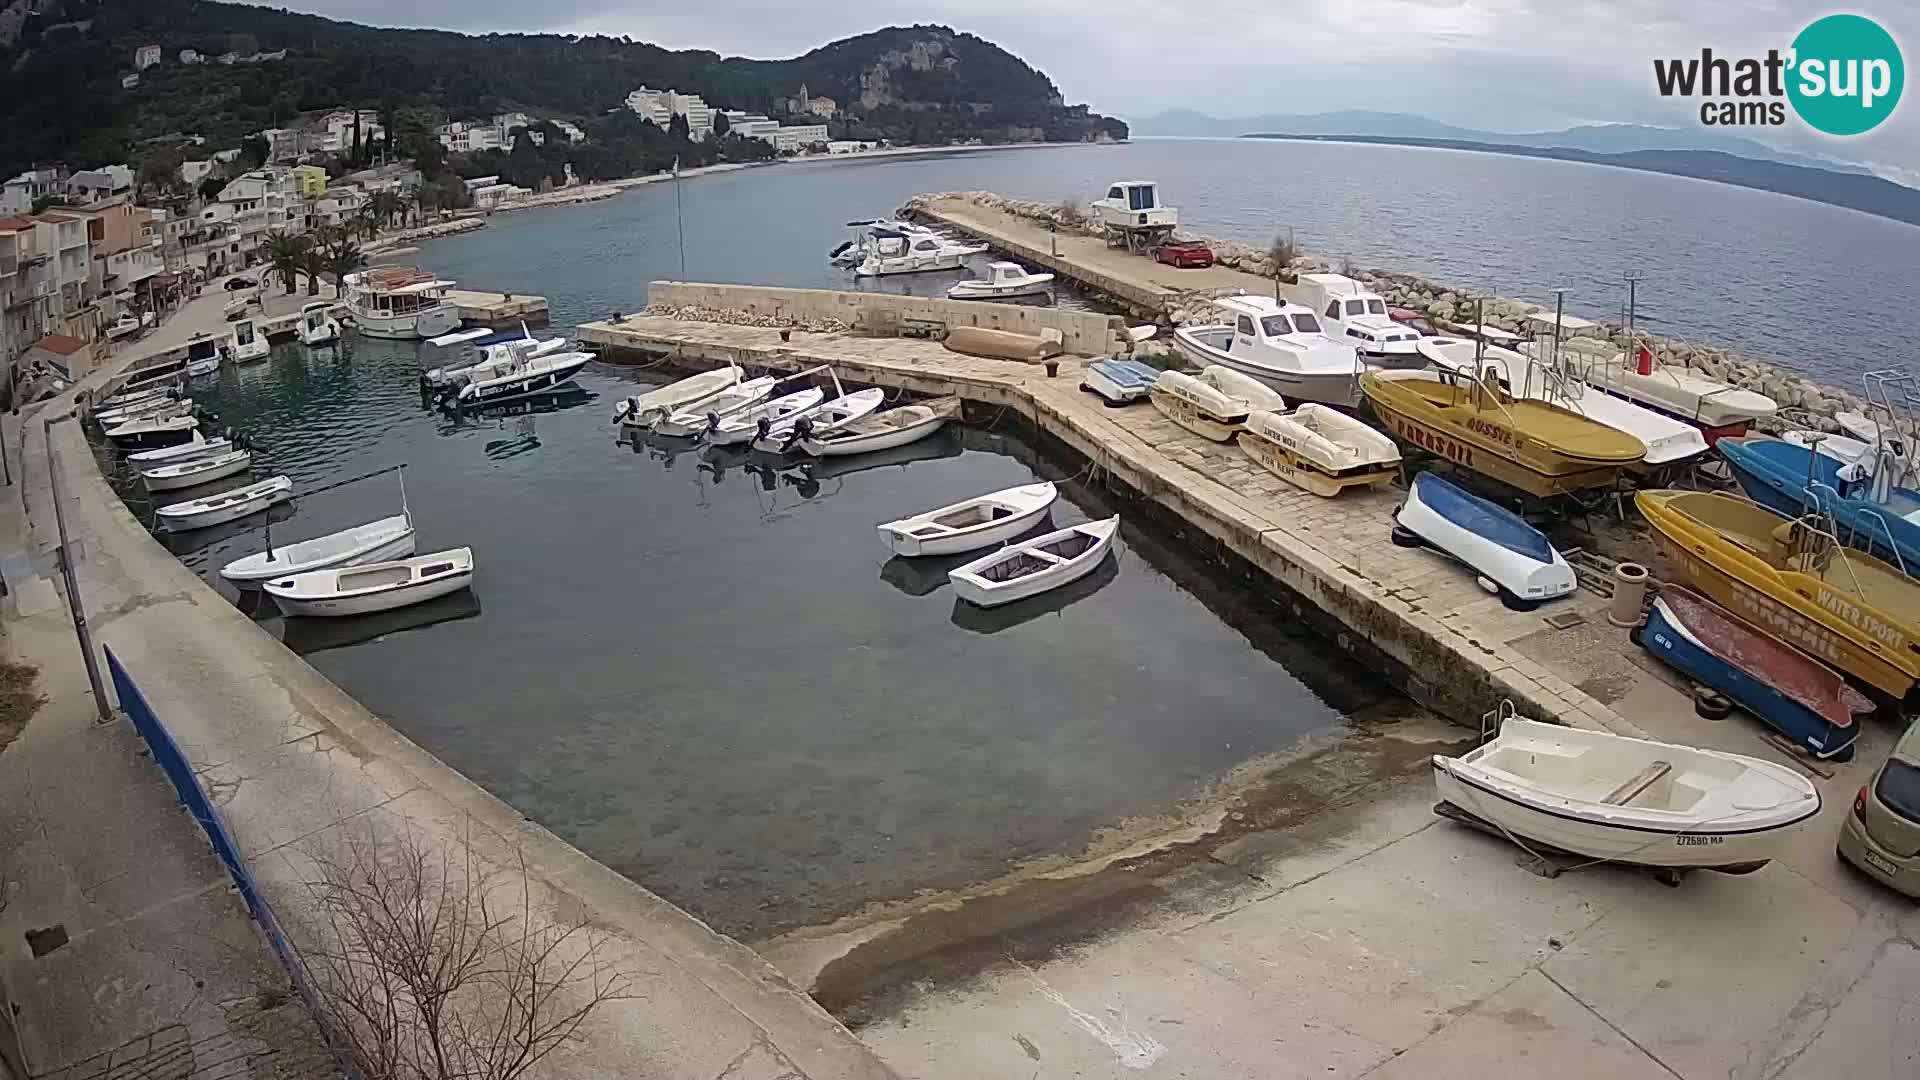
645, 281, 1128, 357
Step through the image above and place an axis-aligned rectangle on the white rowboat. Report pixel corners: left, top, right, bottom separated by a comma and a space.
263, 547, 474, 618
949, 517, 1120, 608
653, 378, 777, 438
222, 513, 418, 590
798, 397, 959, 457
707, 388, 824, 446
155, 475, 292, 532
128, 436, 232, 467
612, 366, 746, 428
107, 415, 200, 450
752, 387, 886, 453
140, 449, 253, 492
879, 482, 1058, 557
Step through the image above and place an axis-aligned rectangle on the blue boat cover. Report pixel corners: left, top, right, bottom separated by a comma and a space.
1089, 359, 1162, 389
1412, 471, 1554, 563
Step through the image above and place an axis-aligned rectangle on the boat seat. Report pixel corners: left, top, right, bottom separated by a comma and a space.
1601, 760, 1672, 806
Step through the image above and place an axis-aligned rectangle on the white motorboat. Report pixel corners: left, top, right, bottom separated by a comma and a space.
1082, 359, 1161, 405
98, 383, 174, 412
707, 387, 824, 446
263, 547, 473, 618
946, 262, 1055, 301
1781, 429, 1875, 471
852, 228, 987, 276
155, 475, 292, 532
1149, 370, 1250, 442
829, 219, 955, 266
879, 481, 1058, 557
96, 395, 190, 427
455, 350, 592, 405
222, 513, 418, 590
1172, 296, 1363, 407
1239, 406, 1400, 497
342, 267, 461, 340
229, 317, 268, 364
798, 396, 960, 457
1573, 347, 1778, 437
106, 313, 143, 340
1393, 470, 1574, 610
184, 333, 223, 377
1196, 365, 1288, 413
653, 377, 777, 437
128, 436, 235, 467
424, 333, 568, 392
140, 449, 252, 492
752, 387, 885, 453
106, 414, 199, 450
949, 517, 1120, 608
1293, 273, 1423, 364
612, 366, 747, 429
298, 302, 341, 347
1432, 718, 1820, 874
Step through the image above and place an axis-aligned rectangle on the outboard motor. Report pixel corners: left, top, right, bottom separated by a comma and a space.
785, 415, 814, 452
755, 415, 773, 443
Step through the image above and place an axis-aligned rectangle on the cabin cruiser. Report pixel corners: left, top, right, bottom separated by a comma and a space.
228, 316, 268, 364
298, 302, 341, 346
342, 267, 461, 340
852, 228, 987, 277
184, 333, 223, 377
1294, 274, 1422, 365
947, 261, 1054, 301
829, 219, 956, 267
1172, 295, 1364, 407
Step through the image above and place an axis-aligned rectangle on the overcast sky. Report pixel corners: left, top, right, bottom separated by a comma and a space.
258, 0, 1919, 179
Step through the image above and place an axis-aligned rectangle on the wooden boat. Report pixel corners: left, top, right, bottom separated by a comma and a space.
264, 547, 474, 618
1394, 470, 1575, 609
1359, 369, 1644, 497
611, 365, 746, 428
128, 435, 232, 467
949, 517, 1120, 608
946, 261, 1054, 301
139, 449, 252, 492
752, 387, 885, 453
1149, 370, 1249, 442
707, 387, 823, 446
106, 414, 200, 450
1636, 489, 1920, 701
1432, 719, 1820, 873
797, 396, 959, 457
221, 513, 417, 590
1639, 587, 1868, 760
156, 475, 292, 532
1717, 436, 1920, 571
653, 377, 776, 437
879, 481, 1058, 557
942, 326, 1062, 363
1082, 359, 1160, 404
1196, 366, 1288, 413
1239, 405, 1400, 497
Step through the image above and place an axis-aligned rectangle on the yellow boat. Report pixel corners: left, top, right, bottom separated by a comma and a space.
1360, 369, 1645, 497
1637, 489, 1920, 702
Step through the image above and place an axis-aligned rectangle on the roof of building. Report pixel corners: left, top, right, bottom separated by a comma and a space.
31, 334, 87, 356
0, 215, 36, 231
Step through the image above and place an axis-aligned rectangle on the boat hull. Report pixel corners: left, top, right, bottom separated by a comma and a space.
222, 521, 417, 589
270, 568, 471, 618
1148, 382, 1245, 442
158, 483, 292, 532
141, 453, 252, 492
1173, 330, 1362, 408
949, 519, 1119, 608
616, 368, 746, 429
1238, 429, 1395, 497
1395, 472, 1576, 605
880, 482, 1057, 557
1082, 360, 1159, 404
109, 423, 199, 450
458, 355, 590, 406
800, 411, 950, 457
351, 304, 461, 340
1718, 437, 1920, 571
947, 280, 1051, 300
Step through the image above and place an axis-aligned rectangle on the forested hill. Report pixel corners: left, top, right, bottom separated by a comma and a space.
0, 0, 1126, 177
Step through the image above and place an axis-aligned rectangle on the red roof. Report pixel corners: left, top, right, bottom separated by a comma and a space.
31, 334, 86, 356
33, 212, 80, 223
0, 215, 34, 232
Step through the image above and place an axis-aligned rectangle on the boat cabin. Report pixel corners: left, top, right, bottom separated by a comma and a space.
984, 262, 1034, 285
301, 303, 332, 332
1214, 296, 1344, 358
184, 334, 219, 364
1093, 181, 1178, 229
1295, 273, 1421, 355
347, 268, 454, 317
231, 318, 258, 348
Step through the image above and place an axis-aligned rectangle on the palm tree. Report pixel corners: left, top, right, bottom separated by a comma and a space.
322, 236, 368, 295
298, 246, 329, 295
262, 231, 312, 294
368, 190, 403, 228
352, 210, 383, 243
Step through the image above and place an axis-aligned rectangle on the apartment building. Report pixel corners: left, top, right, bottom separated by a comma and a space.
0, 215, 59, 393
0, 168, 65, 214
626, 87, 714, 140
80, 198, 164, 304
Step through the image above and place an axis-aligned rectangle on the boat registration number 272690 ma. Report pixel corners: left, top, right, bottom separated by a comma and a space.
1676, 834, 1725, 846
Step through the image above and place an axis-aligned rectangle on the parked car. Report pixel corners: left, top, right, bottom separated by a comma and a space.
1152, 240, 1215, 269
224, 275, 258, 292
1388, 307, 1437, 336
1837, 719, 1920, 897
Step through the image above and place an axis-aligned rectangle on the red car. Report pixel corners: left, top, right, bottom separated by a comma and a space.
1152, 240, 1215, 269
1388, 306, 1437, 335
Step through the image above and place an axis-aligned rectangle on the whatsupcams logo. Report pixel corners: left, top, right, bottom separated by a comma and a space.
1653, 14, 1903, 135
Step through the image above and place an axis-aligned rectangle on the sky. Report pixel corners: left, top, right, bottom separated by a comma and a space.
257, 0, 1920, 180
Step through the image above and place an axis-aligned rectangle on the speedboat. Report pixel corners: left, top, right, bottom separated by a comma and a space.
879, 482, 1058, 557
797, 396, 959, 457
1149, 370, 1249, 442
1239, 405, 1400, 497
829, 219, 955, 266
1393, 470, 1576, 609
653, 377, 777, 438
612, 366, 747, 429
707, 387, 824, 446
222, 513, 418, 590
425, 334, 568, 392
298, 302, 341, 347
1082, 359, 1161, 405
155, 475, 292, 531
1294, 273, 1423, 365
1432, 719, 1820, 874
1172, 296, 1363, 408
1716, 436, 1920, 570
852, 228, 986, 276
753, 387, 885, 453
947, 262, 1054, 301
455, 350, 593, 406
229, 317, 269, 364
106, 414, 200, 450
263, 547, 473, 618
949, 517, 1120, 608
139, 448, 252, 492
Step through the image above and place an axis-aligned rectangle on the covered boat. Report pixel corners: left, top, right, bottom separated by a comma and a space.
1239, 406, 1400, 497
1294, 273, 1424, 364
947, 262, 1054, 301
653, 377, 777, 438
1360, 369, 1645, 497
1149, 370, 1250, 442
139, 448, 252, 492
797, 396, 959, 457
298, 302, 341, 347
264, 547, 474, 618
1576, 349, 1777, 442
707, 387, 824, 446
611, 365, 746, 429
1432, 719, 1820, 873
184, 332, 222, 377
1171, 296, 1362, 408
229, 317, 268, 364
753, 387, 886, 453
949, 517, 1120, 608
943, 326, 1063, 363
1717, 436, 1920, 571
879, 482, 1057, 557
224, 513, 419, 590
1082, 359, 1160, 404
1639, 587, 1868, 760
1393, 470, 1576, 609
852, 228, 986, 276
155, 475, 293, 532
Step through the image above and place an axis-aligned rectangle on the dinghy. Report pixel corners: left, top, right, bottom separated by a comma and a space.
1149, 370, 1250, 442
263, 547, 474, 618
1239, 406, 1400, 497
1197, 366, 1288, 413
128, 435, 232, 467
222, 514, 418, 590
106, 414, 200, 450
611, 365, 746, 428
706, 387, 824, 446
1432, 718, 1821, 874
797, 396, 959, 457
139, 449, 252, 492
1393, 470, 1575, 609
1082, 359, 1160, 404
946, 261, 1055, 301
752, 387, 885, 453
879, 482, 1058, 557
949, 517, 1120, 608
155, 475, 292, 532
652, 377, 776, 437
1639, 587, 1867, 760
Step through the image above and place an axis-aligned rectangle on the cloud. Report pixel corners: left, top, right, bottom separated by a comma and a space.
253, 0, 1920, 172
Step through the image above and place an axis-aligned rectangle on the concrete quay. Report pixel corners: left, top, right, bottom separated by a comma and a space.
444, 287, 550, 327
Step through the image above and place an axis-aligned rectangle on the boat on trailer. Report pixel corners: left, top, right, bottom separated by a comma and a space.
1570, 346, 1778, 443
879, 482, 1058, 557
1082, 359, 1161, 405
156, 475, 293, 532
1149, 369, 1250, 442
264, 547, 474, 618
797, 396, 959, 457
1393, 470, 1576, 610
1432, 719, 1821, 875
1239, 406, 1400, 497
948, 517, 1120, 608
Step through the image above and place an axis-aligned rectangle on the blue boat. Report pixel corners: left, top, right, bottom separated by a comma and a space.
1082, 358, 1162, 404
1639, 587, 1867, 761
1393, 471, 1575, 609
1717, 436, 1920, 573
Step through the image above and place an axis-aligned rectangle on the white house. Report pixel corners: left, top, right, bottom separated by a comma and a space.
470, 183, 530, 211
437, 122, 504, 154
66, 165, 133, 202
133, 44, 161, 70
1, 168, 67, 214
771, 125, 829, 153
179, 160, 216, 187
552, 120, 585, 143
625, 86, 713, 140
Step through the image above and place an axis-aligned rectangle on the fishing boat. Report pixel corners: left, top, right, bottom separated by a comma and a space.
155, 475, 292, 532
879, 482, 1058, 557
1294, 273, 1424, 365
1149, 370, 1250, 442
1360, 369, 1645, 498
184, 333, 222, 378
946, 262, 1054, 301
1636, 489, 1920, 702
1082, 359, 1161, 405
1239, 406, 1400, 497
342, 268, 461, 340
707, 387, 825, 447
455, 349, 593, 405
753, 388, 886, 453
1393, 470, 1576, 608
1432, 719, 1820, 874
222, 514, 418, 590
1717, 436, 1920, 570
139, 448, 252, 492
797, 396, 959, 457
128, 435, 232, 467
229, 317, 268, 364
852, 228, 986, 276
1574, 347, 1777, 443
611, 366, 747, 428
298, 302, 341, 347
1172, 296, 1363, 408
1639, 587, 1868, 760
652, 377, 777, 438
105, 414, 200, 450
949, 517, 1120, 608
263, 547, 474, 618
1197, 366, 1289, 412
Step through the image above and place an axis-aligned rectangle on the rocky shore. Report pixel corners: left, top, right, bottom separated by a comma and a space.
903, 191, 1879, 433
368, 217, 486, 250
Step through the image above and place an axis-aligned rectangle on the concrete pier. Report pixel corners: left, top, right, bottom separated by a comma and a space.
444, 287, 550, 327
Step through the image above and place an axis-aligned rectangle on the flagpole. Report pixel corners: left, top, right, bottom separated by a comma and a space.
674, 156, 686, 279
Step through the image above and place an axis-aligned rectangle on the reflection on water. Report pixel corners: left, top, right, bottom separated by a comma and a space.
280, 589, 483, 657
947, 552, 1120, 635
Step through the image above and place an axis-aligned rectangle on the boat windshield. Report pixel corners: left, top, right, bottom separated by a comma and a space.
1260, 315, 1294, 337
1367, 299, 1386, 315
